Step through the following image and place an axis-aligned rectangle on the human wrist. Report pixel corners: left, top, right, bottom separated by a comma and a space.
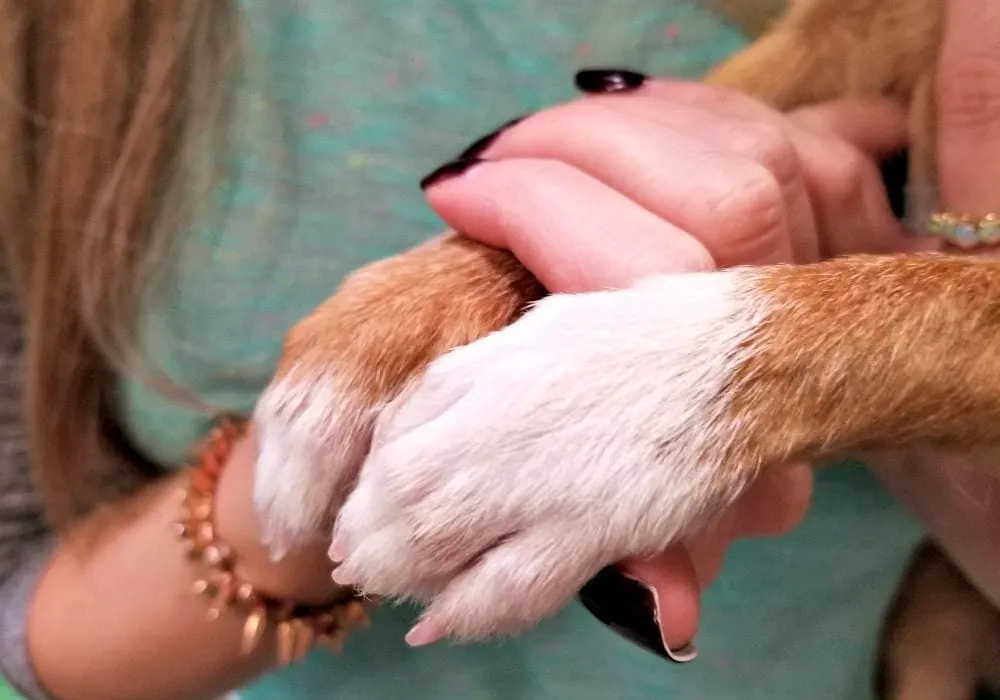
213, 422, 345, 605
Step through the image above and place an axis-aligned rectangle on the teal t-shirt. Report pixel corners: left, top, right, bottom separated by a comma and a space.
116, 1, 927, 697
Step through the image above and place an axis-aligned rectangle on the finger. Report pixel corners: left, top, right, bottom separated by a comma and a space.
425, 159, 716, 294
683, 463, 813, 586
591, 77, 784, 126
729, 462, 814, 538
603, 83, 909, 164
787, 100, 935, 256
474, 90, 802, 266
474, 85, 910, 265
936, 0, 1000, 214
787, 126, 911, 257
790, 98, 909, 159
643, 89, 912, 260
604, 466, 812, 654
632, 88, 914, 259
618, 549, 701, 652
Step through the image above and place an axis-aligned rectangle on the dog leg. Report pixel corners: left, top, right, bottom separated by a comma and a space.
326, 254, 1000, 638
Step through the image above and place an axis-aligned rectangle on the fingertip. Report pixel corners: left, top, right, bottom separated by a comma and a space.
423, 158, 715, 293
618, 551, 700, 651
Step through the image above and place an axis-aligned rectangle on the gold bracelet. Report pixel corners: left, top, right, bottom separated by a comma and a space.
174, 417, 371, 666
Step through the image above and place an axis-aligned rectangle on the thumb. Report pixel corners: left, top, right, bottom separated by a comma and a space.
618, 550, 700, 654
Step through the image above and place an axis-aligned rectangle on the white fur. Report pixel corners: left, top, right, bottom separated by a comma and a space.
253, 371, 383, 559
331, 269, 770, 641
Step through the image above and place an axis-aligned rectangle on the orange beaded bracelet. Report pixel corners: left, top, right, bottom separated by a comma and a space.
174, 417, 371, 666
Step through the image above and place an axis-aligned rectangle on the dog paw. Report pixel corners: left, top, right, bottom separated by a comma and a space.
253, 335, 385, 559
252, 237, 543, 558
331, 269, 769, 641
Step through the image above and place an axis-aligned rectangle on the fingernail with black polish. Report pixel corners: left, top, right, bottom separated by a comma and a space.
578, 566, 698, 664
458, 115, 527, 160
419, 157, 486, 190
574, 68, 648, 94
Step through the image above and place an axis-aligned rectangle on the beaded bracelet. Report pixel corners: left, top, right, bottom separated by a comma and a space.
174, 417, 371, 666
926, 211, 1000, 249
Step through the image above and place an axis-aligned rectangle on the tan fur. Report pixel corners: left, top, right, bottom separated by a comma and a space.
276, 235, 542, 410
729, 256, 1000, 466
269, 1, 995, 696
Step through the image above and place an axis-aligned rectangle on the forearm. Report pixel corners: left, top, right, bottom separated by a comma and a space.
28, 429, 343, 700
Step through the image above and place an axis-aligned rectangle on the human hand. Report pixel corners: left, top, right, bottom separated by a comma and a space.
329, 75, 915, 649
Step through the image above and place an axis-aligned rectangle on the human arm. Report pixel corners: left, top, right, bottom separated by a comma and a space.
0, 256, 347, 700
24, 426, 346, 700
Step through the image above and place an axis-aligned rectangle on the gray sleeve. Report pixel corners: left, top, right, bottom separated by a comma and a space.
0, 267, 56, 700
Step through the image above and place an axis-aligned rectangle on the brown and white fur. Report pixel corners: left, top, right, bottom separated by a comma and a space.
252, 0, 1000, 697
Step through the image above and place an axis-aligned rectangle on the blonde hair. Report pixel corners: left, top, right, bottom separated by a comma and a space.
0, 1, 239, 529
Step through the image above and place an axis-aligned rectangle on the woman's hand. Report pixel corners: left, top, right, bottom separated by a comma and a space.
868, 0, 1000, 608
330, 77, 916, 648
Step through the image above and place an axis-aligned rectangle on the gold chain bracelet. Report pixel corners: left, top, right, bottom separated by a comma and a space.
174, 417, 371, 666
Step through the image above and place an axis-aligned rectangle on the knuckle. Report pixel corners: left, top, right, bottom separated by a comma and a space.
937, 52, 1000, 133
716, 162, 786, 227
707, 163, 787, 261
737, 122, 801, 189
820, 144, 868, 204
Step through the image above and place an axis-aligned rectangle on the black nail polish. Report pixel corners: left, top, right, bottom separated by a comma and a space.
879, 149, 909, 220
419, 157, 485, 190
457, 116, 527, 160
574, 68, 648, 94
578, 566, 698, 664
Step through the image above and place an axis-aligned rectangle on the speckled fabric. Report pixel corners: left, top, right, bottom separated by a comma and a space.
0, 2, 929, 698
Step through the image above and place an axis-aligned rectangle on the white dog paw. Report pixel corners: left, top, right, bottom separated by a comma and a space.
332, 269, 769, 640
253, 368, 382, 559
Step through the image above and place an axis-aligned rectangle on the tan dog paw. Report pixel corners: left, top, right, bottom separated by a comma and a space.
252, 235, 543, 557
